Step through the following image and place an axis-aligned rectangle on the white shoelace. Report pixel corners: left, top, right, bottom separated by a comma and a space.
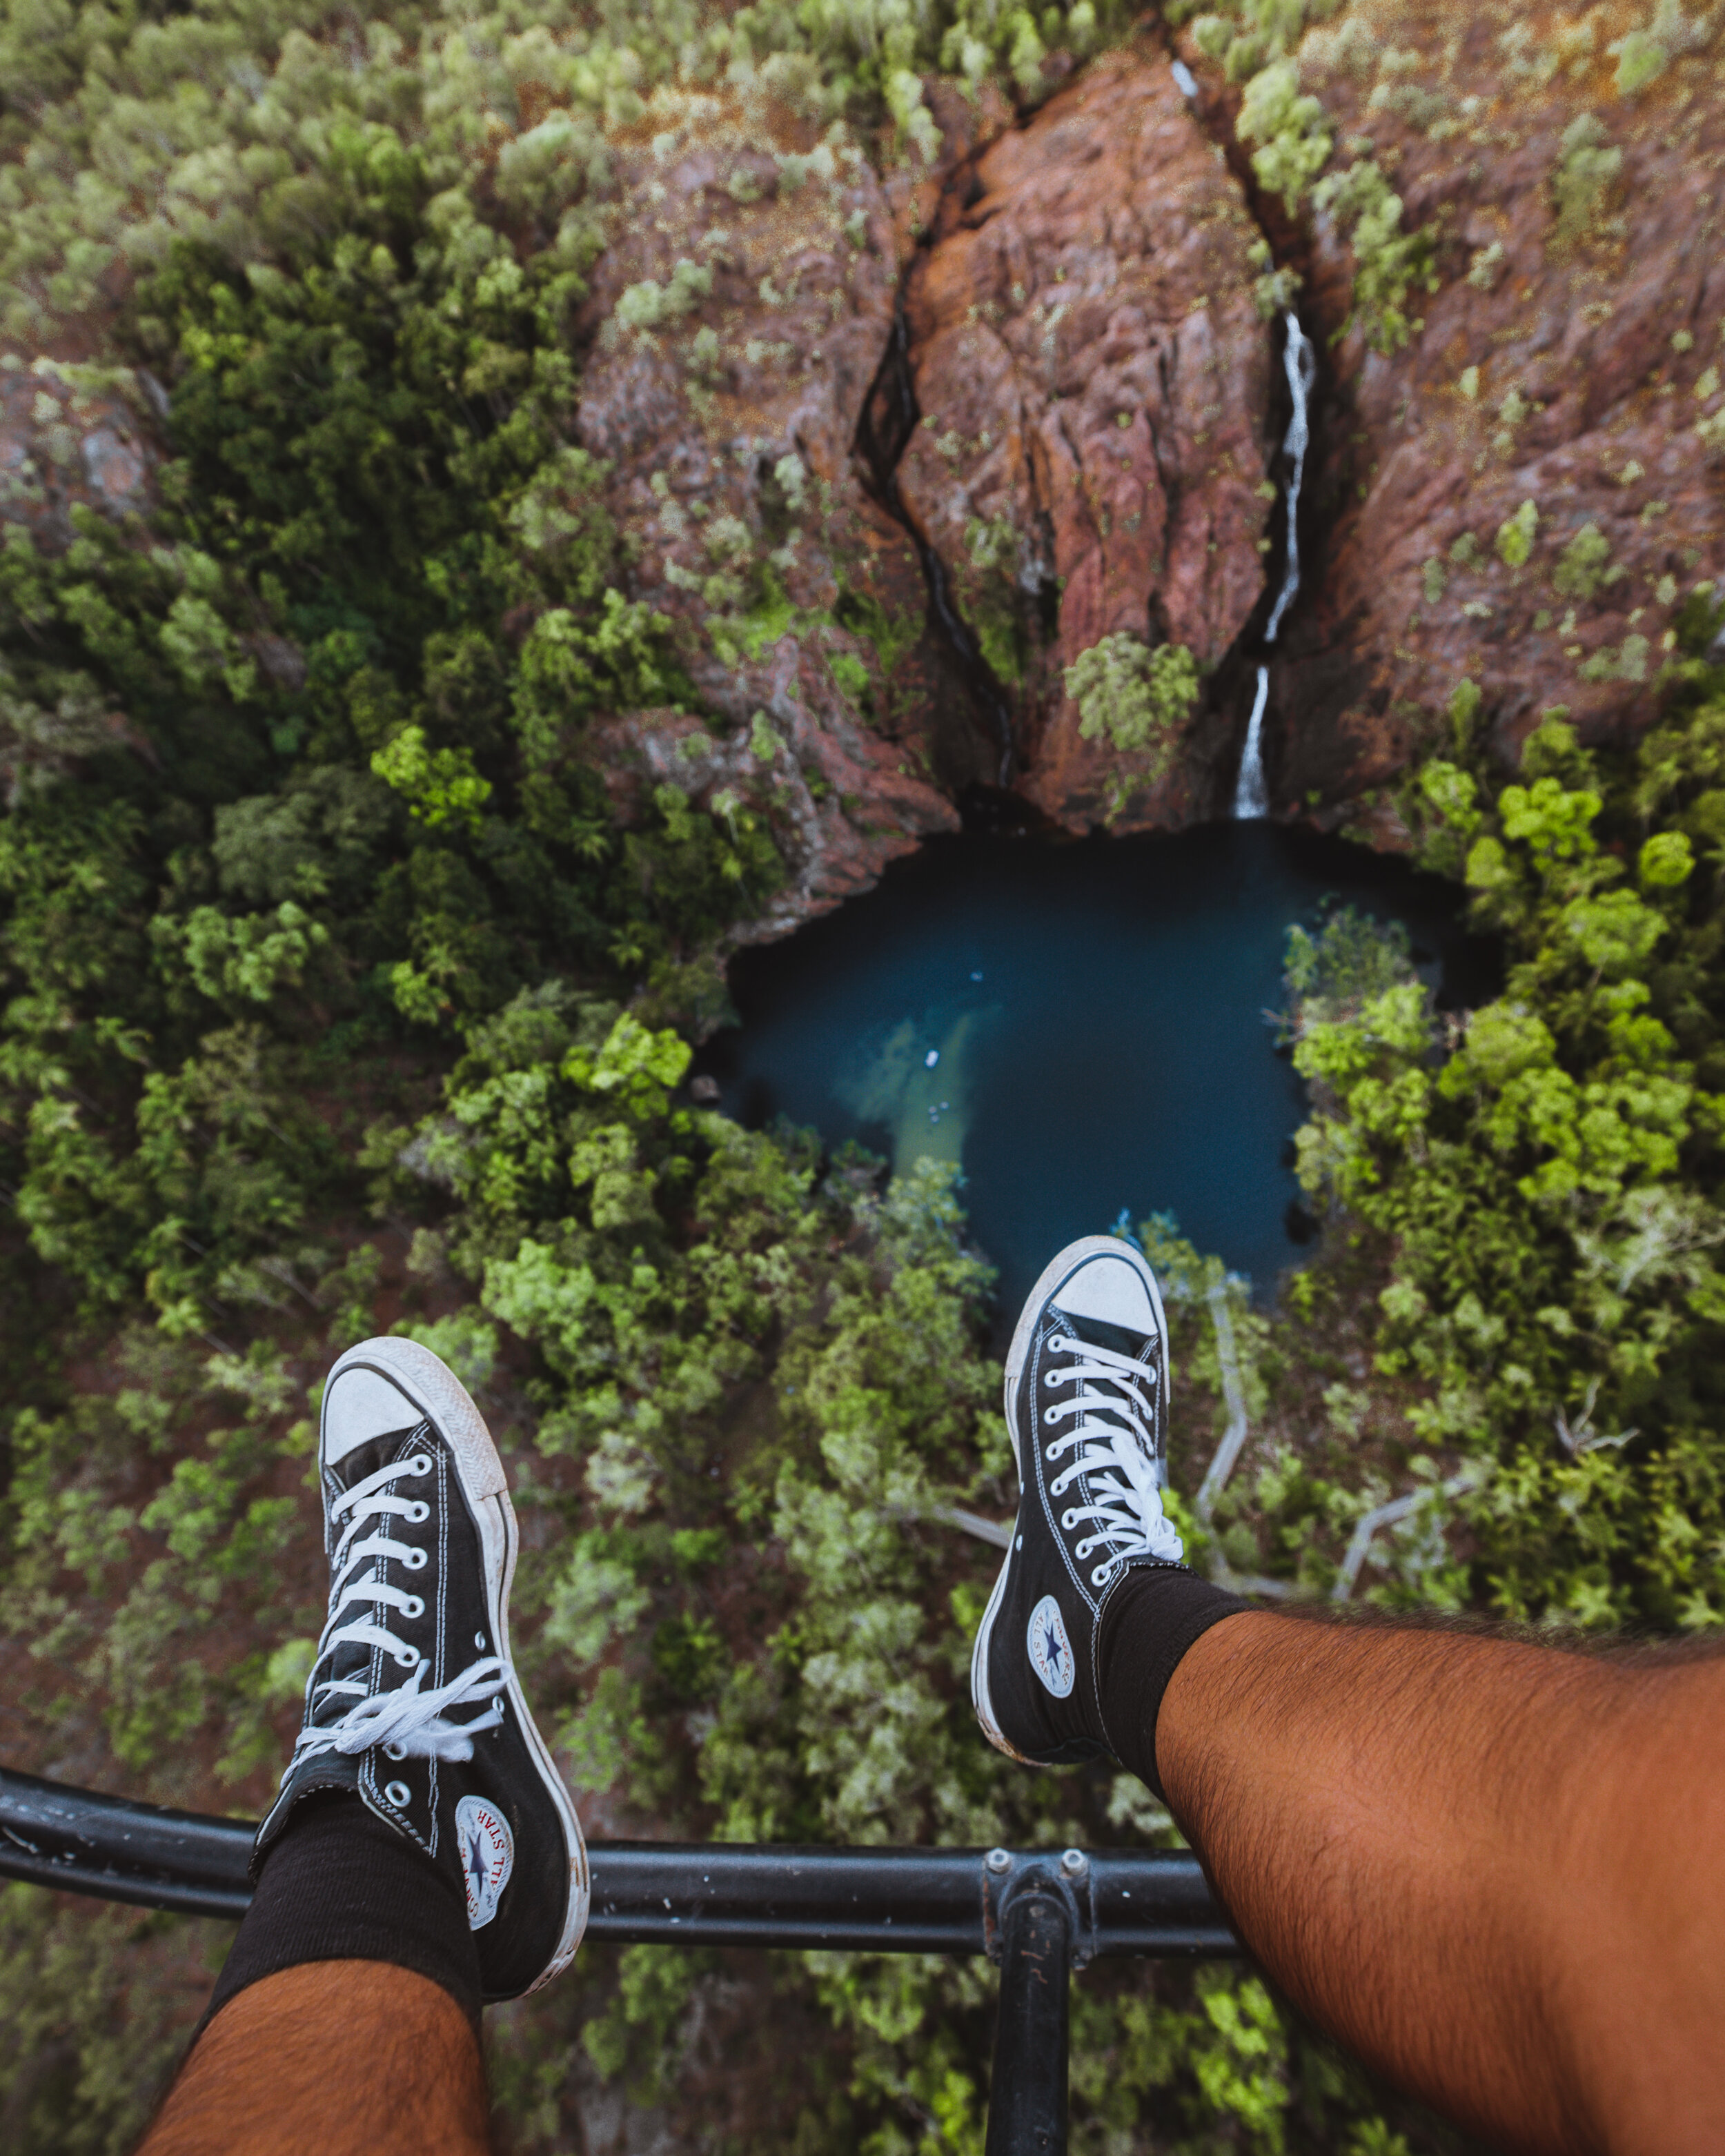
1042, 1332, 1183, 1586
285, 1450, 509, 1783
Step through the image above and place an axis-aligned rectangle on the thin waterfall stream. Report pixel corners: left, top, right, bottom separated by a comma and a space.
1233, 313, 1316, 820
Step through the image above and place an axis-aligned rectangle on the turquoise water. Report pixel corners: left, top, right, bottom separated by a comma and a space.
700, 822, 1491, 1315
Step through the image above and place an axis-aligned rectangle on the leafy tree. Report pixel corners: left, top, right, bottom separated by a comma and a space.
1285, 677, 1725, 1630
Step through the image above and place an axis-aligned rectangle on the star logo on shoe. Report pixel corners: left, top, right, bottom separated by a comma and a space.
1028, 1595, 1075, 1698
256, 1337, 589, 1998
455, 1794, 513, 1931
972, 1237, 1183, 1766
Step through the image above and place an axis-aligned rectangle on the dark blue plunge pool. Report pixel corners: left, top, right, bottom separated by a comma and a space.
699, 821, 1491, 1314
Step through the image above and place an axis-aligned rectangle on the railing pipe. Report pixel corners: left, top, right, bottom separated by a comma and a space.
0, 1767, 1238, 1957
0, 1766, 255, 1918
0, 1764, 1241, 2156
985, 1886, 1072, 2156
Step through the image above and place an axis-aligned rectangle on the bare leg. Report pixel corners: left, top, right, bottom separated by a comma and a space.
139, 1961, 489, 2156
1157, 1614, 1725, 2156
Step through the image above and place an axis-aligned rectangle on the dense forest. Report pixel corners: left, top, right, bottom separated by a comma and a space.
1, 0, 1723, 2149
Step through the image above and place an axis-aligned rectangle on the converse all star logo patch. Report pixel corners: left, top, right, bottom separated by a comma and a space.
1027, 1594, 1075, 1699
455, 1794, 514, 1930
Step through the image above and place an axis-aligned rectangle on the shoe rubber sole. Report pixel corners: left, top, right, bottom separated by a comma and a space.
322, 1337, 591, 1997
970, 1539, 1027, 1762
971, 1237, 1172, 1765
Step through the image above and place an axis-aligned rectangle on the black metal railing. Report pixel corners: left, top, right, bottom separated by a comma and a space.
0, 1766, 1239, 2155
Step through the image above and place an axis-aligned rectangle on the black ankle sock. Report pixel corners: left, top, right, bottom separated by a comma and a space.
201, 1791, 482, 2036
1097, 1565, 1251, 1800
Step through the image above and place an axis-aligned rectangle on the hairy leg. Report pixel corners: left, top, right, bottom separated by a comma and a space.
1156, 1614, 1725, 2156
139, 1960, 490, 2156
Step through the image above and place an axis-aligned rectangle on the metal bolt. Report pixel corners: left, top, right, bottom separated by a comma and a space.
985, 1846, 1012, 1875
1059, 1847, 1089, 1880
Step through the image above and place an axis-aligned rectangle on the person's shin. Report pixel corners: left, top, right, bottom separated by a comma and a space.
1095, 1563, 1251, 1799
201, 1789, 482, 2037
144, 1957, 489, 2156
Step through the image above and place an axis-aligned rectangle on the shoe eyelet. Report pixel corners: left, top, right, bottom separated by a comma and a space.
385, 1780, 412, 1808
1045, 1446, 1060, 1465
1043, 1407, 1058, 1425
1091, 1565, 1111, 1588
394, 1646, 419, 1669
402, 1595, 424, 1620
404, 1547, 428, 1572
408, 1454, 433, 1477
474, 1632, 486, 1650
384, 1741, 407, 1761
1061, 1510, 1078, 1530
405, 1501, 431, 1524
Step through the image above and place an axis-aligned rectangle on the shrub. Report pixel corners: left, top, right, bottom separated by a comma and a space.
1609, 29, 1668, 94
1550, 115, 1623, 248
614, 259, 715, 333
371, 726, 492, 830
1468, 241, 1506, 292
1312, 156, 1436, 352
1067, 635, 1201, 773
1282, 903, 1416, 1037
1237, 59, 1334, 216
1552, 524, 1617, 601
1496, 501, 1539, 568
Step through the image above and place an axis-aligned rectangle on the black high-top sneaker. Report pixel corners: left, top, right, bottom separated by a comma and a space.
972, 1236, 1184, 1763
256, 1336, 588, 2000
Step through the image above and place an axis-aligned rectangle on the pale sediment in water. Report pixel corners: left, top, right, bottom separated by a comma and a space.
837, 1005, 1002, 1174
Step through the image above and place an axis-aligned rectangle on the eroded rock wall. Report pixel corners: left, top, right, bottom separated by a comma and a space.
897, 48, 1276, 831
573, 46, 1286, 869
1174, 1, 1725, 838
0, 357, 156, 546
569, 91, 962, 929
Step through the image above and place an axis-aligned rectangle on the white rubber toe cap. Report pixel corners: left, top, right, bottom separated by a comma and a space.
1051, 1252, 1157, 1332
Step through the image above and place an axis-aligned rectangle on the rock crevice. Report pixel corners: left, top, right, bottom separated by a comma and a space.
881, 42, 1282, 833
851, 306, 1018, 798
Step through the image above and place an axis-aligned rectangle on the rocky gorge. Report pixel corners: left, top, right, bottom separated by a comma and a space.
3, 1, 1723, 924
551, 0, 1725, 898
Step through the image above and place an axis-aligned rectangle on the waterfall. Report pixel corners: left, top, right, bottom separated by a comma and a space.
1233, 312, 1317, 818
1232, 666, 1270, 819
1263, 313, 1315, 644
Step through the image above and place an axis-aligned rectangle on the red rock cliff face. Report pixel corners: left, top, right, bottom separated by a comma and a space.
564, 13, 1725, 926
897, 48, 1276, 831
569, 91, 960, 934
1173, 1, 1725, 840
